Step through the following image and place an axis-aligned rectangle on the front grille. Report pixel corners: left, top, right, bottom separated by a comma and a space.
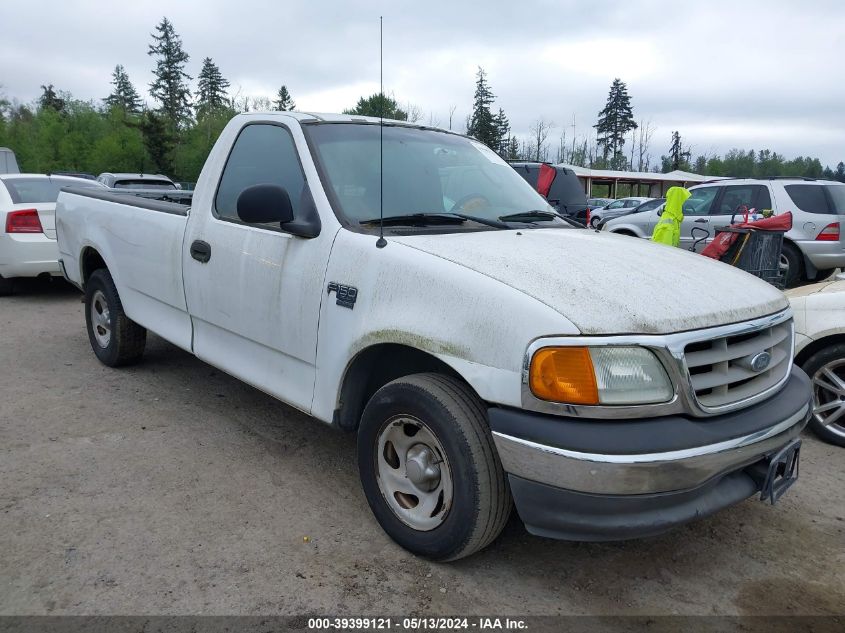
684, 318, 793, 409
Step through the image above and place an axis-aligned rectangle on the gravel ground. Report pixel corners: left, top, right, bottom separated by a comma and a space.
1, 279, 843, 617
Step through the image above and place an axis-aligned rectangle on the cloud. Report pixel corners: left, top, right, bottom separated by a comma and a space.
1, 0, 843, 166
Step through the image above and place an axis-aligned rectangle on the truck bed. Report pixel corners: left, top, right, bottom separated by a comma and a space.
56, 187, 193, 351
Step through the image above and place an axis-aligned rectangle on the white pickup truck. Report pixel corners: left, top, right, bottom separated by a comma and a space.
57, 112, 812, 560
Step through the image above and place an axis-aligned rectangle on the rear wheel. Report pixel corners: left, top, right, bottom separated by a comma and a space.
84, 269, 146, 367
357, 373, 512, 561
590, 215, 601, 228
0, 275, 13, 296
801, 344, 845, 447
781, 242, 803, 288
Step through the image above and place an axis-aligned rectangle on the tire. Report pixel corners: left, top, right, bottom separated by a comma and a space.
590, 216, 601, 229
800, 344, 845, 447
357, 373, 512, 561
84, 269, 146, 367
781, 242, 804, 288
0, 275, 13, 296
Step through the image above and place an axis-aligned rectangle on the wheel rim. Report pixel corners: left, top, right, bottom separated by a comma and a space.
812, 359, 845, 439
779, 254, 790, 275
90, 290, 112, 349
375, 415, 453, 531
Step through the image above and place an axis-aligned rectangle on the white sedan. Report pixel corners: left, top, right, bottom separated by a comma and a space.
1, 174, 104, 295
787, 272, 845, 446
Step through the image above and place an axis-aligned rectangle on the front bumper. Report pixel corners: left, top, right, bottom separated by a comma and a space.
0, 232, 61, 278
490, 367, 811, 540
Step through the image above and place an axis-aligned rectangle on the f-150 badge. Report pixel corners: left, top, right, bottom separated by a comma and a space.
327, 282, 358, 309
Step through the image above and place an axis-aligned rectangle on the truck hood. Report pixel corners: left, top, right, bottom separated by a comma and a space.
391, 229, 789, 335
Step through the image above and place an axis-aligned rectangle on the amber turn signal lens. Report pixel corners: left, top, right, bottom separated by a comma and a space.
529, 347, 599, 404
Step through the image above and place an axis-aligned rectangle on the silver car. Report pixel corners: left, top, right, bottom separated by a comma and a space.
603, 178, 845, 287
589, 196, 652, 227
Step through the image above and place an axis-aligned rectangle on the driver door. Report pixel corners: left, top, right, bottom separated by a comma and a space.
680, 186, 720, 251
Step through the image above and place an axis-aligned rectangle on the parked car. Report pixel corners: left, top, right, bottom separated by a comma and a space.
603, 178, 845, 287
589, 196, 652, 227
0, 174, 105, 295
787, 272, 845, 446
509, 161, 589, 222
587, 197, 613, 209
0, 148, 20, 174
96, 172, 177, 190
58, 112, 810, 560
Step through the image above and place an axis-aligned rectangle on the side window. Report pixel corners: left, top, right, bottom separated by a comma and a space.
625, 199, 639, 207
215, 124, 305, 223
755, 185, 772, 210
715, 185, 757, 215
784, 185, 831, 214
684, 187, 719, 216
607, 200, 625, 209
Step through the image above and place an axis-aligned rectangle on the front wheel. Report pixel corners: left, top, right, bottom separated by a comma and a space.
801, 345, 845, 447
84, 269, 146, 367
590, 215, 601, 228
357, 373, 512, 561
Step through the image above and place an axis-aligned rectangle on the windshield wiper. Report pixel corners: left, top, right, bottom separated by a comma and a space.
359, 212, 509, 229
498, 210, 559, 223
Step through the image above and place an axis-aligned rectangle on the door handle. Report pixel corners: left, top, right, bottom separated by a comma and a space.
190, 240, 211, 263
694, 218, 709, 223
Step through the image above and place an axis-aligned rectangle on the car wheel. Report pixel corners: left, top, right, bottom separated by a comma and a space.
801, 344, 845, 447
781, 242, 803, 288
0, 275, 13, 296
84, 269, 146, 367
590, 216, 601, 228
357, 373, 512, 561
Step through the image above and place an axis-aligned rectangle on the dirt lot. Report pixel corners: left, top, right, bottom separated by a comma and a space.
1, 279, 843, 617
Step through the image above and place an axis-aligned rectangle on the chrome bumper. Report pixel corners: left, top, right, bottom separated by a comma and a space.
492, 402, 809, 496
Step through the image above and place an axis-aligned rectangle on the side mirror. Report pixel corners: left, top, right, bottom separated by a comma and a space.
657, 209, 663, 216
237, 184, 295, 224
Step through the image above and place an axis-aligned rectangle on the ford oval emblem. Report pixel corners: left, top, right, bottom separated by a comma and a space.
750, 351, 772, 372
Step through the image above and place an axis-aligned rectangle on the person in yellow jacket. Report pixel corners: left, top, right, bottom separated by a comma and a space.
651, 186, 691, 247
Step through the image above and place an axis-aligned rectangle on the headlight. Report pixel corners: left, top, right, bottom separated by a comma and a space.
529, 346, 673, 405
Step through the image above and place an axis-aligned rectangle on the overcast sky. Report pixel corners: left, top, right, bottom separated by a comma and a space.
1, 0, 843, 167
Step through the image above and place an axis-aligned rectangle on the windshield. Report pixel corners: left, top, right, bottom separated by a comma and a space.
2, 177, 102, 203
304, 123, 557, 228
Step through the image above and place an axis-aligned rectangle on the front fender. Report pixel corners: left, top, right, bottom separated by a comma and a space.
310, 230, 578, 423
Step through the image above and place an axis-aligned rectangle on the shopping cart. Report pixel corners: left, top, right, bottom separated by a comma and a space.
700, 212, 793, 289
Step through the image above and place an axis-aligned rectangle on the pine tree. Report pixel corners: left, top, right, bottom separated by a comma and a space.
668, 131, 691, 171
507, 136, 520, 160
466, 67, 498, 149
138, 110, 175, 175
343, 93, 407, 120
274, 85, 296, 111
148, 17, 192, 130
835, 161, 845, 183
594, 78, 637, 169
493, 108, 510, 157
104, 65, 142, 114
39, 84, 65, 113
195, 57, 230, 118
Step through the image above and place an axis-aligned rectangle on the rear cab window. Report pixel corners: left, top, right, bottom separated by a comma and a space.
113, 179, 176, 190
785, 184, 845, 215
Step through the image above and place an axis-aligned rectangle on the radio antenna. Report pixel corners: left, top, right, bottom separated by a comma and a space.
376, 15, 387, 249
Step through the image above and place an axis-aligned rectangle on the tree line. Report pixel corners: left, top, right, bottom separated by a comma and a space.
0, 17, 842, 183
